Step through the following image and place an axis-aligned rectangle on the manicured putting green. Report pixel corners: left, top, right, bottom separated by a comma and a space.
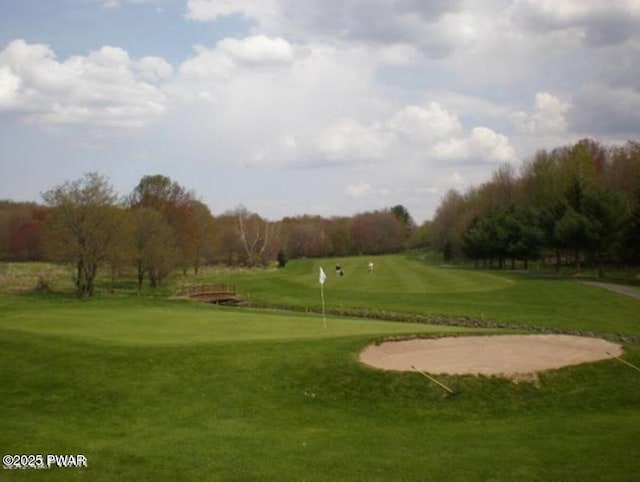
0, 298, 470, 345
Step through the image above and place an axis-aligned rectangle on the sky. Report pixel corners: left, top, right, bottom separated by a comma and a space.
1, 0, 640, 223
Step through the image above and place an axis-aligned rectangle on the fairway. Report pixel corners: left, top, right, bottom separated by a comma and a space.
245, 254, 515, 295
2, 256, 640, 481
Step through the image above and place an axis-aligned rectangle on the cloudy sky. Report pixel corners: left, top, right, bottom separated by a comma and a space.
1, 0, 640, 222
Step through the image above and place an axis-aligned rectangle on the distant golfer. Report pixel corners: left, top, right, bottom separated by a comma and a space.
368, 262, 374, 273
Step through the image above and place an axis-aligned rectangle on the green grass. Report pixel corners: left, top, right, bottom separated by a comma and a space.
188, 254, 640, 337
0, 297, 468, 345
1, 255, 640, 480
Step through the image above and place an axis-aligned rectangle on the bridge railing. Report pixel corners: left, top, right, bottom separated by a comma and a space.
180, 283, 236, 296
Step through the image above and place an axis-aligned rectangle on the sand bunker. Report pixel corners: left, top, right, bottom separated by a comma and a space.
360, 335, 623, 379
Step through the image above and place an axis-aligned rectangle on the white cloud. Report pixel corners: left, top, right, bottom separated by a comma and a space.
432, 137, 469, 160
217, 35, 294, 65
7, 0, 640, 223
318, 119, 392, 163
433, 127, 517, 164
184, 0, 244, 20
515, 0, 614, 22
184, 0, 279, 23
376, 43, 421, 65
387, 102, 462, 142
345, 180, 374, 199
168, 35, 519, 171
512, 0, 640, 46
136, 56, 174, 81
314, 101, 487, 166
513, 92, 569, 135
0, 39, 168, 128
469, 127, 517, 163
174, 45, 233, 86
167, 37, 387, 167
0, 66, 21, 108
92, 0, 159, 9
184, 0, 471, 58
172, 36, 309, 103
513, 0, 640, 25
450, 170, 465, 186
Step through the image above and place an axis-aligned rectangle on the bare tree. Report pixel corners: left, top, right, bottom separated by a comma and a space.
42, 173, 127, 297
233, 205, 275, 266
131, 207, 176, 292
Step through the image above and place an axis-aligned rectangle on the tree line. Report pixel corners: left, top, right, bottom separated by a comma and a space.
0, 174, 424, 296
428, 138, 640, 276
4, 137, 637, 296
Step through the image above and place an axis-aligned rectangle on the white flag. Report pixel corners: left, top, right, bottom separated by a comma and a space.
319, 267, 327, 285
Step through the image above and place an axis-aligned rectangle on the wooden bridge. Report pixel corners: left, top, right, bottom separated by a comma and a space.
180, 283, 241, 304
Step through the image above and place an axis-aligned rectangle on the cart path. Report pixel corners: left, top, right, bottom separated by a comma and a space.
581, 281, 640, 300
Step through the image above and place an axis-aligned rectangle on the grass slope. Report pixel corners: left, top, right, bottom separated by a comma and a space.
1, 255, 640, 481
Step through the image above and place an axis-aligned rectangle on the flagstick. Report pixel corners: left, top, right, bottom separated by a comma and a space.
318, 267, 327, 329
320, 282, 326, 328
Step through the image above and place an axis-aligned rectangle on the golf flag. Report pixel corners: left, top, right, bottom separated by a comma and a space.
318, 267, 327, 328
319, 267, 327, 285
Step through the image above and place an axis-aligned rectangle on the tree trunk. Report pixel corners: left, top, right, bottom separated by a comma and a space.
137, 262, 144, 295
86, 262, 97, 297
110, 267, 116, 293
76, 260, 93, 297
75, 260, 83, 293
149, 269, 158, 288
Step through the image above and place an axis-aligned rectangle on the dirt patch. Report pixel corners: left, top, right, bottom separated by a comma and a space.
360, 335, 623, 381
